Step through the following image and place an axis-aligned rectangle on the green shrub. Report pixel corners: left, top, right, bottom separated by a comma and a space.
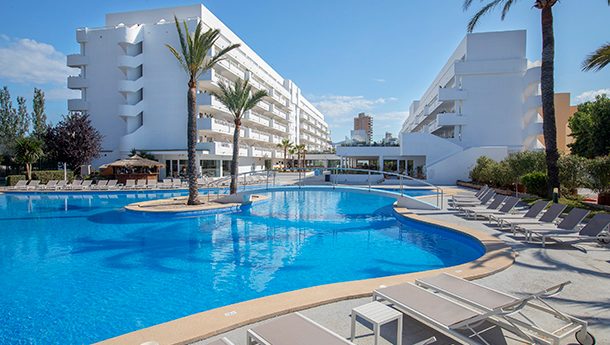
521, 171, 548, 197
7, 175, 26, 186
586, 155, 610, 194
470, 156, 496, 184
504, 151, 547, 181
558, 154, 587, 195
31, 170, 73, 184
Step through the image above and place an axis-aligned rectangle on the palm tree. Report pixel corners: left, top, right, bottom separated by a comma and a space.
15, 137, 44, 180
166, 16, 239, 205
211, 79, 268, 194
462, 0, 610, 197
288, 146, 297, 169
276, 139, 293, 170
295, 144, 306, 169
583, 42, 610, 71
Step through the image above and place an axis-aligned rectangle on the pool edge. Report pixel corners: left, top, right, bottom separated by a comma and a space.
94, 205, 515, 345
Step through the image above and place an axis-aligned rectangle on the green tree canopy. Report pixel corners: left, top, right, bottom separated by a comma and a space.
568, 95, 610, 158
31, 88, 48, 138
14, 136, 44, 180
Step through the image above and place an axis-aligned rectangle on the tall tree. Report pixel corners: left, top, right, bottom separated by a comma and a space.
277, 138, 293, 170
166, 16, 239, 205
31, 88, 48, 137
14, 137, 44, 180
582, 42, 610, 72
45, 113, 103, 171
211, 79, 267, 194
16, 96, 29, 137
295, 144, 306, 169
463, 0, 609, 197
568, 95, 610, 158
0, 87, 21, 156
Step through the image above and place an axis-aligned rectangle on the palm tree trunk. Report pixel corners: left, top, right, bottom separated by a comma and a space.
26, 163, 31, 180
283, 148, 287, 171
230, 119, 241, 194
540, 6, 560, 198
187, 80, 200, 205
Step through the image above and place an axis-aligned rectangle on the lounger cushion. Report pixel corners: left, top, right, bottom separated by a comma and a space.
418, 274, 518, 310
376, 283, 479, 328
249, 313, 351, 345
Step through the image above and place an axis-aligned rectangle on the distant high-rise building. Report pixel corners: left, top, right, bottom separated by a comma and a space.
353, 112, 373, 144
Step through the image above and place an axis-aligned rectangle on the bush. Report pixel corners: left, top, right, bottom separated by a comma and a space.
470, 156, 496, 184
31, 170, 73, 184
521, 171, 548, 197
7, 175, 26, 186
558, 154, 587, 195
586, 155, 610, 194
504, 151, 546, 181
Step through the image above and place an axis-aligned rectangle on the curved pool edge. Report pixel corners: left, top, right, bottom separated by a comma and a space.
94, 205, 515, 345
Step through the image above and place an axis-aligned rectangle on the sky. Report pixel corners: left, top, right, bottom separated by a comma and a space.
0, 0, 608, 142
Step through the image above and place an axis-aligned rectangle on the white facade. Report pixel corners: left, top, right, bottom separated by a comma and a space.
67, 4, 332, 177
338, 30, 543, 184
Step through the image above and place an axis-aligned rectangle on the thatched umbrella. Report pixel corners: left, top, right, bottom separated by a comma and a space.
101, 155, 165, 182
102, 155, 165, 169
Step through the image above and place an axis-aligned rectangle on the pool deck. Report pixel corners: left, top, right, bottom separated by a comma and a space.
94, 188, 514, 345
198, 193, 610, 345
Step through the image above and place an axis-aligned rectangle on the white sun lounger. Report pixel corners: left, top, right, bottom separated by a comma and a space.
135, 179, 148, 189
26, 180, 40, 190
490, 200, 550, 228
55, 180, 67, 190
106, 180, 118, 190
124, 179, 136, 189
206, 337, 235, 345
42, 180, 58, 190
93, 180, 108, 190
416, 273, 592, 345
530, 213, 610, 249
67, 180, 82, 190
12, 180, 28, 190
374, 283, 519, 345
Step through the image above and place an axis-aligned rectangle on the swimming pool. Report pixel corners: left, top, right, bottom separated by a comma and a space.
0, 189, 483, 344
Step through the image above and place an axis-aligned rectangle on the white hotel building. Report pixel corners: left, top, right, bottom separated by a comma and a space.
67, 4, 332, 177
337, 30, 544, 184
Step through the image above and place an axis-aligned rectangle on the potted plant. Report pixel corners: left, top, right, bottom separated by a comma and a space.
586, 155, 610, 205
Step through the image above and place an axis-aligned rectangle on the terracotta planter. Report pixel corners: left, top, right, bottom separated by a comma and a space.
598, 192, 610, 206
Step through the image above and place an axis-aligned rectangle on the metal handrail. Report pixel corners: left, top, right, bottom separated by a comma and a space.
204, 167, 444, 208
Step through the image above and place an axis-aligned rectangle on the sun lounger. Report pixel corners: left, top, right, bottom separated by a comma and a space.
450, 188, 494, 206
450, 190, 496, 210
124, 179, 136, 189
42, 180, 58, 190
415, 273, 592, 345
147, 180, 157, 189
504, 203, 567, 233
26, 180, 40, 190
135, 179, 147, 189
55, 180, 67, 190
93, 180, 108, 190
106, 180, 118, 190
67, 180, 82, 190
466, 196, 521, 221
517, 208, 590, 244
530, 213, 610, 248
206, 337, 235, 345
11, 180, 28, 190
374, 282, 515, 345
247, 313, 356, 345
171, 178, 182, 189
452, 185, 489, 200
490, 200, 550, 228
461, 195, 506, 218
73, 180, 92, 190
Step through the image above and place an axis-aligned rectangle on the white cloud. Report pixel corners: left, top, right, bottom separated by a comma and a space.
575, 88, 610, 104
375, 110, 409, 122
0, 37, 77, 85
311, 95, 398, 119
46, 87, 80, 101
373, 78, 386, 83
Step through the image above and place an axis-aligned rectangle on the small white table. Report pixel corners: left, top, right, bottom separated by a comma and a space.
351, 301, 403, 345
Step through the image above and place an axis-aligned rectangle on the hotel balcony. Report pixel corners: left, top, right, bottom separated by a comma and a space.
67, 99, 88, 111
116, 24, 143, 44
197, 117, 244, 137
244, 71, 266, 91
118, 77, 144, 93
198, 141, 248, 157
267, 88, 289, 108
198, 93, 231, 116
243, 111, 271, 128
118, 102, 144, 118
436, 113, 466, 126
67, 54, 88, 67
251, 146, 273, 158
67, 76, 88, 89
246, 128, 270, 143
524, 66, 541, 88
76, 29, 88, 43
438, 87, 467, 101
525, 94, 542, 110
117, 55, 143, 69
216, 59, 245, 80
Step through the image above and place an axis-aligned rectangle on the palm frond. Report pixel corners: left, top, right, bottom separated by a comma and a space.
211, 79, 268, 121
467, 0, 503, 32
582, 42, 610, 72
501, 0, 517, 20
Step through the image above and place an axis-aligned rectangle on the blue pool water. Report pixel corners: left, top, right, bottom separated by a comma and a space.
0, 189, 483, 344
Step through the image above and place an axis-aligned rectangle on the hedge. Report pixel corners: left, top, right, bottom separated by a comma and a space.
7, 175, 26, 186
31, 170, 74, 184
521, 172, 548, 197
